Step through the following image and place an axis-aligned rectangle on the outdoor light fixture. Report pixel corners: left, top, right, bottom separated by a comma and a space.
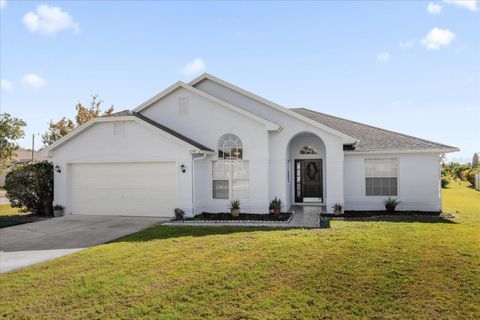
55, 165, 61, 173
180, 164, 186, 173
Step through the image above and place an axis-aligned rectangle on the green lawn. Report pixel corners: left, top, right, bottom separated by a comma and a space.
1, 183, 479, 319
0, 204, 22, 216
0, 204, 37, 228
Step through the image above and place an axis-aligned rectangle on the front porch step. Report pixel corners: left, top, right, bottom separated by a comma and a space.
288, 205, 328, 214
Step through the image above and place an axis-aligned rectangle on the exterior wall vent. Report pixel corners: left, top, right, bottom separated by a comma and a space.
114, 121, 125, 137
178, 96, 190, 116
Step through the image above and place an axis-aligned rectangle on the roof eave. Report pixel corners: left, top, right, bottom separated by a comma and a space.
189, 73, 356, 143
40, 115, 214, 157
344, 148, 460, 155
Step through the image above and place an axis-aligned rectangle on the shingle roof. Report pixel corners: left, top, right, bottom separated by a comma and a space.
291, 108, 458, 152
105, 110, 213, 152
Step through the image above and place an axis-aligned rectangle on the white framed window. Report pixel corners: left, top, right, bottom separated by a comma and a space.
300, 146, 317, 154
217, 133, 243, 160
365, 158, 398, 196
212, 160, 249, 199
213, 134, 249, 199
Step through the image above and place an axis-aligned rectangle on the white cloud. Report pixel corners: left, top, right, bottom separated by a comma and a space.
377, 52, 390, 63
399, 40, 415, 49
428, 2, 443, 14
21, 74, 46, 89
443, 0, 478, 11
181, 58, 206, 76
0, 0, 6, 10
1, 79, 13, 91
22, 4, 79, 35
421, 27, 455, 50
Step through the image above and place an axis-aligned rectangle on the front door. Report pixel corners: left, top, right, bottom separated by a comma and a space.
294, 159, 323, 203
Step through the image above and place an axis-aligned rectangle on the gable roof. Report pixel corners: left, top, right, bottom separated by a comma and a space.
291, 108, 459, 153
41, 110, 213, 155
133, 81, 281, 131
189, 73, 357, 144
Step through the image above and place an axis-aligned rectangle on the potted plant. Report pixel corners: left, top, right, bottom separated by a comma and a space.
53, 204, 64, 217
384, 197, 400, 212
174, 208, 185, 221
269, 197, 282, 215
229, 199, 240, 217
269, 202, 275, 214
332, 203, 343, 215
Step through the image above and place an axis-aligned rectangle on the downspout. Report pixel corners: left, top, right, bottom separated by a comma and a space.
192, 152, 207, 216
439, 153, 445, 212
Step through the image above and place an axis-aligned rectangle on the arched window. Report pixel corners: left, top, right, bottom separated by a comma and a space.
218, 133, 243, 159
300, 146, 317, 155
213, 134, 249, 200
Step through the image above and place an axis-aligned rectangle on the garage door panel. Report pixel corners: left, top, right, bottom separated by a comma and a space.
70, 162, 177, 217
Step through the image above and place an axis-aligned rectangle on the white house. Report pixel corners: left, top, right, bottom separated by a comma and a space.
42, 74, 458, 217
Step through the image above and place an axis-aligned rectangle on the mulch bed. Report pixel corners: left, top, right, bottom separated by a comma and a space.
184, 212, 292, 222
326, 211, 442, 218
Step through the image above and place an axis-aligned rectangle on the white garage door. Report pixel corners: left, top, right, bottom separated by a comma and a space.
69, 162, 177, 217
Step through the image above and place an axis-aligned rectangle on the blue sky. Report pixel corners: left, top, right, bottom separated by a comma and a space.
1, 0, 479, 161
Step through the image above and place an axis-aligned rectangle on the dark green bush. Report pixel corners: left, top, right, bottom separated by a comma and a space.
5, 161, 53, 215
441, 176, 451, 188
384, 197, 400, 212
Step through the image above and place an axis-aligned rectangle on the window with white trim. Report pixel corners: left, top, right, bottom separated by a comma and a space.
365, 158, 398, 196
213, 134, 249, 199
217, 133, 243, 160
300, 145, 317, 154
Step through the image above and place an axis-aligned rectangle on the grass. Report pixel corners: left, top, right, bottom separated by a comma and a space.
0, 203, 21, 216
0, 204, 39, 228
0, 183, 479, 319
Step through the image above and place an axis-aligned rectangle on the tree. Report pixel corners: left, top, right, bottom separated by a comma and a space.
75, 94, 114, 126
5, 161, 54, 215
0, 113, 26, 172
41, 117, 75, 146
41, 95, 114, 146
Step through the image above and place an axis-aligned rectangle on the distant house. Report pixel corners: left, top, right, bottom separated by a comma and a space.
0, 149, 46, 187
473, 152, 480, 169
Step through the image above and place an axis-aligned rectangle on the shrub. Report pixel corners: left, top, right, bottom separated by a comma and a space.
467, 169, 479, 187
332, 203, 343, 214
229, 199, 240, 210
269, 197, 282, 214
174, 208, 184, 220
441, 176, 451, 188
270, 197, 281, 209
5, 161, 53, 215
384, 197, 400, 212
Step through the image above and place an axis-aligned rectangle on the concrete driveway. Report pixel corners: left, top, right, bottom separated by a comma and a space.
0, 214, 168, 273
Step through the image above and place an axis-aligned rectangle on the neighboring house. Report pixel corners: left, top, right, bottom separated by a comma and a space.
41, 74, 458, 217
0, 149, 45, 187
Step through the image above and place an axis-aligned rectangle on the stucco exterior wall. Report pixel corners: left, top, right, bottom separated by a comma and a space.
344, 152, 442, 211
49, 120, 194, 215
140, 87, 270, 213
194, 79, 345, 212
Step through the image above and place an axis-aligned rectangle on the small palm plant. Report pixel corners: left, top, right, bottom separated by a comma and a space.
229, 199, 240, 217
384, 197, 400, 212
269, 197, 282, 215
332, 203, 343, 215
